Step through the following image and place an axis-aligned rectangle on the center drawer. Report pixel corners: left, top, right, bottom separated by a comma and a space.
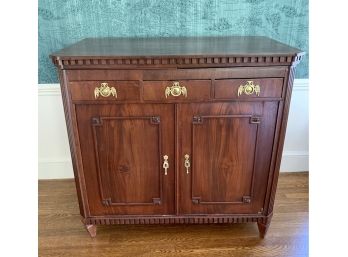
143, 80, 211, 101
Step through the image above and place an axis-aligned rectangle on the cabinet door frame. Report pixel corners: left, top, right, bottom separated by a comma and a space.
75, 104, 175, 216
91, 115, 164, 206
177, 102, 278, 215
190, 114, 260, 206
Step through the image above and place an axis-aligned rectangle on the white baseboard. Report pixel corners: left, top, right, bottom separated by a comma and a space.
38, 79, 309, 179
280, 151, 309, 172
38, 159, 74, 179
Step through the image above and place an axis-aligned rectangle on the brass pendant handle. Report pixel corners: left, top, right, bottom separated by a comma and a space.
163, 155, 169, 175
165, 81, 187, 98
237, 81, 260, 97
184, 154, 190, 174
94, 82, 117, 98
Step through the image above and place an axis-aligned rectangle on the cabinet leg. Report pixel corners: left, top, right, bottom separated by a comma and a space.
257, 221, 269, 238
84, 224, 97, 238
257, 216, 272, 238
81, 218, 97, 237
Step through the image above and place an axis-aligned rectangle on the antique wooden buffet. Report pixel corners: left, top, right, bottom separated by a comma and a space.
51, 36, 303, 238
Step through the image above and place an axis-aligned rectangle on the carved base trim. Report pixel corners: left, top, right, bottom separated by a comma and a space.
81, 213, 273, 238
83, 214, 271, 226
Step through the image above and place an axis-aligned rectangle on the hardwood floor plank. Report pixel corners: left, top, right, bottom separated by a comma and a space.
39, 172, 308, 257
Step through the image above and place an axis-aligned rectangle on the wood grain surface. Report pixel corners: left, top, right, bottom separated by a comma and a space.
50, 36, 301, 57
177, 102, 278, 215
75, 104, 175, 216
39, 172, 308, 257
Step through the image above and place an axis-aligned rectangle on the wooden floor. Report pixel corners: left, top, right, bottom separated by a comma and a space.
39, 172, 308, 257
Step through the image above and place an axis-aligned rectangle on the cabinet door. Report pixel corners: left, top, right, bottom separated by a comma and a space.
75, 104, 175, 216
178, 102, 278, 214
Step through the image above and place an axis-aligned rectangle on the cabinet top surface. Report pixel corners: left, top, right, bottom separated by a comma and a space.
51, 36, 302, 58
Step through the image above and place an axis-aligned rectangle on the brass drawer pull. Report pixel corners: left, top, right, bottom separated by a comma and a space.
94, 82, 117, 99
184, 154, 190, 174
238, 81, 260, 97
165, 82, 187, 98
163, 155, 169, 175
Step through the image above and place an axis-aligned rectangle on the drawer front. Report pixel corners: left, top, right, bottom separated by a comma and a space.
214, 78, 283, 99
69, 81, 140, 101
143, 80, 211, 101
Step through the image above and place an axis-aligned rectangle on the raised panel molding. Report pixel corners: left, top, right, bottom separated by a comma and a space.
38, 79, 308, 179
91, 116, 163, 206
191, 115, 259, 205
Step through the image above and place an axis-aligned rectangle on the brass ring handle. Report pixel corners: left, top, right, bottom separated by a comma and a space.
163, 155, 169, 175
237, 81, 260, 97
184, 154, 190, 174
94, 82, 117, 99
165, 82, 187, 98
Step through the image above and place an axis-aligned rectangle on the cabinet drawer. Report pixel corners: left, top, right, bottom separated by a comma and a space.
143, 80, 211, 101
214, 78, 283, 99
69, 81, 140, 101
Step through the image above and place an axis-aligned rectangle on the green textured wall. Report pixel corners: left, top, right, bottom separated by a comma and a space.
39, 0, 308, 84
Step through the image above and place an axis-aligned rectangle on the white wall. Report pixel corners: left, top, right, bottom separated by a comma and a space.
38, 80, 308, 179
280, 79, 309, 172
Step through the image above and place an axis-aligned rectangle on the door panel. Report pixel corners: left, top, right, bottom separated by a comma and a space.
76, 104, 174, 215
191, 115, 258, 205
92, 116, 163, 206
178, 102, 278, 214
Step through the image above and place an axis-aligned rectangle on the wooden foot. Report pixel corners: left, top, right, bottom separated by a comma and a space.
257, 221, 269, 238
85, 224, 97, 237
257, 215, 272, 238
81, 218, 97, 237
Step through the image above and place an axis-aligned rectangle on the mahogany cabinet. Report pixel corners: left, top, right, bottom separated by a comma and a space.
51, 36, 303, 238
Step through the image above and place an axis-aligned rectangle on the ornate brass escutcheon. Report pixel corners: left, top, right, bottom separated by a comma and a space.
94, 82, 117, 98
163, 155, 169, 175
237, 81, 260, 97
165, 81, 187, 98
184, 154, 190, 174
